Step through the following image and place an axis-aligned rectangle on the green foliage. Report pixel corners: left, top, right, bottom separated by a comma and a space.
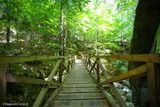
7, 59, 58, 105
0, 0, 138, 104
111, 60, 128, 73
7, 84, 41, 106
66, 0, 137, 54
9, 60, 57, 78
155, 26, 160, 53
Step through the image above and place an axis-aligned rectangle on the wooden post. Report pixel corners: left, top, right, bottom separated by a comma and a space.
0, 65, 6, 105
69, 59, 72, 70
59, 61, 63, 83
155, 64, 160, 106
155, 64, 160, 107
85, 57, 88, 65
147, 63, 158, 107
66, 60, 69, 73
89, 60, 97, 73
87, 57, 91, 68
33, 60, 61, 107
96, 58, 100, 83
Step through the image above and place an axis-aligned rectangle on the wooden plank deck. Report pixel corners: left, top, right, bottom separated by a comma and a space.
49, 60, 110, 107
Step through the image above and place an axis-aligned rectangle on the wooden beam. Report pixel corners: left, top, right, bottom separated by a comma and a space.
33, 87, 48, 107
155, 64, 160, 106
96, 59, 100, 83
0, 56, 67, 64
43, 87, 62, 107
33, 60, 61, 107
97, 60, 106, 73
47, 60, 61, 81
6, 73, 59, 85
89, 59, 98, 73
97, 54, 160, 63
0, 65, 6, 105
100, 64, 148, 85
89, 59, 126, 107
59, 61, 63, 83
147, 63, 158, 107
65, 60, 71, 73
86, 57, 90, 66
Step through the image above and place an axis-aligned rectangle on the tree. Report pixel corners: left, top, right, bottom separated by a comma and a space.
67, 0, 137, 54
129, 0, 160, 106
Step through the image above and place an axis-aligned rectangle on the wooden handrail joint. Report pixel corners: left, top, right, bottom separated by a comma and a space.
100, 64, 148, 85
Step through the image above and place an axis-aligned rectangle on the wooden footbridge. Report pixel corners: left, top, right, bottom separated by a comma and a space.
0, 54, 160, 107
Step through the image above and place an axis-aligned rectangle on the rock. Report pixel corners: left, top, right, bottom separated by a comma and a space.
122, 86, 130, 93
118, 89, 125, 96
121, 96, 127, 101
126, 92, 132, 102
126, 102, 135, 107
113, 81, 134, 107
122, 80, 131, 88
113, 82, 123, 89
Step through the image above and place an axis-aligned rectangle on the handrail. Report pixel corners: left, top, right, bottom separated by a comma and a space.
32, 57, 73, 107
0, 55, 69, 64
82, 54, 160, 107
0, 55, 74, 107
100, 64, 148, 85
89, 59, 98, 73
96, 54, 160, 63
83, 57, 127, 107
33, 60, 61, 107
6, 73, 59, 86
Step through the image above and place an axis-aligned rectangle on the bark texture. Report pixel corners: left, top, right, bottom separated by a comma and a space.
129, 0, 160, 106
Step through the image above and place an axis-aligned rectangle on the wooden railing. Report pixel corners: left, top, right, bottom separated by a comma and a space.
0, 55, 74, 107
82, 54, 160, 107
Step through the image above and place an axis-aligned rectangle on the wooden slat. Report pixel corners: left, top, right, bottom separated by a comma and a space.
100, 64, 148, 85
64, 80, 94, 84
97, 54, 160, 63
60, 87, 100, 93
51, 99, 109, 107
33, 60, 61, 107
49, 60, 110, 107
62, 83, 97, 88
0, 55, 66, 64
55, 93, 105, 100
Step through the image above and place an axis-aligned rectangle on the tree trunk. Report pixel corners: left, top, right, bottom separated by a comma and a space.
129, 0, 160, 107
58, 0, 65, 83
6, 0, 11, 45
6, 26, 10, 44
59, 0, 64, 56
